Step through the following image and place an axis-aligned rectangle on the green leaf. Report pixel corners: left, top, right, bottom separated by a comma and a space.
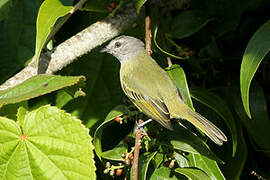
33, 0, 73, 64
187, 154, 226, 180
102, 141, 127, 161
168, 126, 222, 163
166, 64, 194, 110
0, 75, 85, 108
136, 0, 147, 14
171, 10, 215, 39
152, 153, 164, 169
82, 0, 114, 12
190, 87, 237, 157
240, 20, 270, 118
138, 152, 157, 180
16, 106, 28, 127
130, 152, 157, 180
0, 0, 12, 22
175, 168, 211, 180
93, 105, 129, 160
0, 105, 96, 179
174, 151, 189, 168
150, 167, 186, 180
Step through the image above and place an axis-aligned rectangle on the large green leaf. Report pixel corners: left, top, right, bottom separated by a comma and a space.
240, 20, 270, 118
0, 105, 96, 179
33, 0, 73, 64
170, 10, 215, 39
190, 87, 237, 156
93, 105, 129, 160
187, 154, 226, 180
175, 168, 211, 180
166, 64, 194, 110
0, 75, 85, 108
0, 0, 38, 84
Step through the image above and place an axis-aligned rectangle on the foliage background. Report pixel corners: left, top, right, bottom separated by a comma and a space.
1, 0, 270, 179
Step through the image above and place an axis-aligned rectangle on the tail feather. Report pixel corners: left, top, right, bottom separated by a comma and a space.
185, 109, 227, 145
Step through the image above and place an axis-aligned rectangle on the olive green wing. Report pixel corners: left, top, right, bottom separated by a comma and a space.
121, 81, 173, 130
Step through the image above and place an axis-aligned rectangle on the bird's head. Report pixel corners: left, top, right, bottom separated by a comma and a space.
100, 35, 145, 62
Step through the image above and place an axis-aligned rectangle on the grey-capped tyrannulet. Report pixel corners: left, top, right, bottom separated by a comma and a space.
101, 36, 227, 145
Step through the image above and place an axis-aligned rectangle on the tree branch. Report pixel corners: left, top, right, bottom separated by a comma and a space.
0, 4, 137, 90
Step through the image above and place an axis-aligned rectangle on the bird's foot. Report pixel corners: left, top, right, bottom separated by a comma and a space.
135, 119, 153, 135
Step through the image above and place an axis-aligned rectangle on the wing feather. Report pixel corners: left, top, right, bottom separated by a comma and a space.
122, 82, 173, 130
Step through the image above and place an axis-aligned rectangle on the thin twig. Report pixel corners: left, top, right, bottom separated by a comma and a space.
145, 16, 152, 55
133, 119, 144, 180
69, 0, 87, 14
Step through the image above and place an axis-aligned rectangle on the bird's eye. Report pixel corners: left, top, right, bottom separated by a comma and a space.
114, 42, 121, 48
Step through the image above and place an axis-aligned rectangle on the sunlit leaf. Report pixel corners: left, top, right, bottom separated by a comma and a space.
0, 75, 85, 108
16, 106, 28, 127
240, 20, 270, 118
152, 153, 163, 169
174, 151, 189, 168
33, 0, 73, 64
188, 153, 226, 180
0, 105, 96, 179
166, 64, 194, 110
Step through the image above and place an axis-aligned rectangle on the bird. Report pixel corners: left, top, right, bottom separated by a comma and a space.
101, 35, 227, 145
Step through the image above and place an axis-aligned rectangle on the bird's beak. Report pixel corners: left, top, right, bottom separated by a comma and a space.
100, 47, 110, 53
